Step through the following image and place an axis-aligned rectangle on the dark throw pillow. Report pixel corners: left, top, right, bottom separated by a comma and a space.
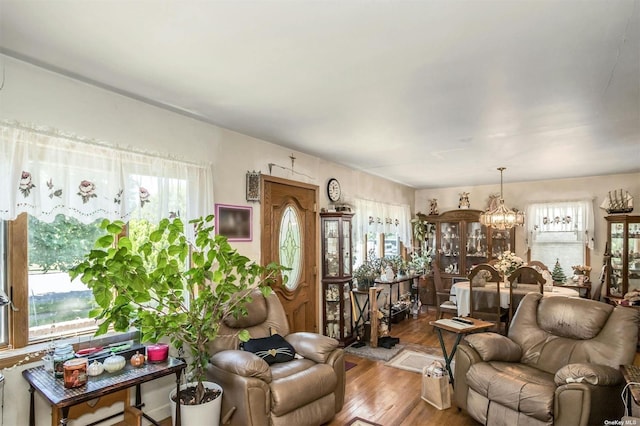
240, 334, 295, 365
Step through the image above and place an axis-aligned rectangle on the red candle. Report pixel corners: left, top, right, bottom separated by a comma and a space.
146, 343, 169, 363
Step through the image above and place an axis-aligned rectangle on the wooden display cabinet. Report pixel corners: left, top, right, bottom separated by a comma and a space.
605, 215, 640, 299
415, 209, 515, 286
320, 212, 354, 345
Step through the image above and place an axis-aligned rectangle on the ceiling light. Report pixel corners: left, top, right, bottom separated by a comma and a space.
479, 167, 524, 230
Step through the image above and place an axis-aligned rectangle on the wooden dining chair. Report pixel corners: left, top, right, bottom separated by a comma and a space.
467, 264, 508, 333
507, 266, 545, 329
517, 260, 548, 283
433, 262, 458, 320
527, 260, 549, 271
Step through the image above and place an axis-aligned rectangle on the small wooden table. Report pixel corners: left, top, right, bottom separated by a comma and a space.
351, 287, 383, 346
621, 364, 640, 415
23, 357, 186, 426
429, 317, 494, 387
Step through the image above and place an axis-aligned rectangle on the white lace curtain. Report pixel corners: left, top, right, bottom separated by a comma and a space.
525, 200, 595, 249
353, 198, 412, 250
1, 121, 214, 229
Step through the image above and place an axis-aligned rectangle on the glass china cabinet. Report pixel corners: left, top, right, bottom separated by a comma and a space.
320, 212, 354, 345
605, 215, 640, 299
415, 209, 515, 285
437, 210, 489, 279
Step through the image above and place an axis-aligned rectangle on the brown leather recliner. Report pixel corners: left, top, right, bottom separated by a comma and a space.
454, 292, 640, 426
207, 290, 345, 426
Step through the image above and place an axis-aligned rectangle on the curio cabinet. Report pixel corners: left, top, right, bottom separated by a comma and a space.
605, 215, 640, 299
321, 212, 354, 345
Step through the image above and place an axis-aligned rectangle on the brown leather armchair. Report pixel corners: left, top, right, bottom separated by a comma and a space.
207, 290, 345, 426
454, 293, 640, 426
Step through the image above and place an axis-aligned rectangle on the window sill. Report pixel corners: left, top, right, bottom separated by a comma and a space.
0, 330, 139, 371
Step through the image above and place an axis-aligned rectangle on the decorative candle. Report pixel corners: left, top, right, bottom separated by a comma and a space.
146, 344, 169, 363
63, 358, 88, 388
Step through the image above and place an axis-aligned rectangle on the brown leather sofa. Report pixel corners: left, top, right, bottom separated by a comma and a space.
207, 290, 345, 426
454, 293, 640, 426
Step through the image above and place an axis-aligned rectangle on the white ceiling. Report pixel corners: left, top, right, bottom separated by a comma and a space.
1, 0, 638, 189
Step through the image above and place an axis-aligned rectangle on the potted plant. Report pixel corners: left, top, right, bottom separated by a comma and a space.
353, 262, 377, 291
409, 248, 432, 276
69, 215, 284, 425
353, 251, 382, 290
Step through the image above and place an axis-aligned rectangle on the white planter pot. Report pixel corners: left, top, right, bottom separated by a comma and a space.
169, 381, 223, 426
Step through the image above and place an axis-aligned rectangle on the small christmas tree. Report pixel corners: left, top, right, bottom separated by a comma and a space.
552, 258, 566, 284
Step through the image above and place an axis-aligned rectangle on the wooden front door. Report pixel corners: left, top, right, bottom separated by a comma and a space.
261, 175, 318, 333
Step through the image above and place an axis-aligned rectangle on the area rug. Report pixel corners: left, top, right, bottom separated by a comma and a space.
345, 417, 382, 426
344, 342, 404, 362
385, 349, 455, 375
345, 360, 357, 371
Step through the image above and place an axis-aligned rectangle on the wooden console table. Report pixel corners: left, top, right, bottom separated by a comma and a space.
374, 274, 420, 331
23, 357, 186, 426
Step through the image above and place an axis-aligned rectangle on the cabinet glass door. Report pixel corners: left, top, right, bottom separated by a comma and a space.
342, 281, 352, 337
465, 221, 487, 274
629, 223, 640, 293
438, 222, 460, 274
324, 283, 341, 338
324, 220, 339, 277
609, 222, 625, 297
342, 220, 352, 276
490, 229, 512, 259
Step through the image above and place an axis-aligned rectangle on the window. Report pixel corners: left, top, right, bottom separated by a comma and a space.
0, 222, 8, 346
27, 214, 104, 341
383, 233, 399, 257
352, 198, 412, 269
1, 121, 213, 349
526, 201, 594, 272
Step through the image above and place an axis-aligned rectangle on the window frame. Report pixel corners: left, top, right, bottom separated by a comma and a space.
8, 213, 29, 349
6, 213, 133, 349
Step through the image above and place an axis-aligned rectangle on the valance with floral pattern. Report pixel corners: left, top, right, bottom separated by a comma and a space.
1, 121, 213, 228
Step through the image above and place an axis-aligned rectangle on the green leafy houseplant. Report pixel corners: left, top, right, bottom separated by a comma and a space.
69, 215, 285, 405
353, 251, 384, 290
408, 248, 432, 276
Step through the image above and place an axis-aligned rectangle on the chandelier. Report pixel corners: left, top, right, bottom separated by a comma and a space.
479, 167, 525, 230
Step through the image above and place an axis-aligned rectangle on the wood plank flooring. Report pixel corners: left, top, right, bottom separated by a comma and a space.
138, 306, 480, 426
326, 306, 479, 426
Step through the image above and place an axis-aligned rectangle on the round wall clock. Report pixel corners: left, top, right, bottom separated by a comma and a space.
327, 178, 341, 202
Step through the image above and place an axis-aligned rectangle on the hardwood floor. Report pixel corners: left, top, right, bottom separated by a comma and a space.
146, 306, 480, 426
326, 306, 480, 426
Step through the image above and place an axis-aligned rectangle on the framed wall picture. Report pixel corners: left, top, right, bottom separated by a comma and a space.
215, 204, 252, 241
246, 170, 261, 202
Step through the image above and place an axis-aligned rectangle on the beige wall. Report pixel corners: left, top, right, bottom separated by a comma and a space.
0, 55, 414, 425
415, 172, 640, 270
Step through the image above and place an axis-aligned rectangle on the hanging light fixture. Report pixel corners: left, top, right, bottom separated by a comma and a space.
479, 167, 525, 230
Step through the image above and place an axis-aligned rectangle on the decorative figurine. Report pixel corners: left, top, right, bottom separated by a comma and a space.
487, 194, 500, 211
429, 198, 439, 215
459, 192, 470, 209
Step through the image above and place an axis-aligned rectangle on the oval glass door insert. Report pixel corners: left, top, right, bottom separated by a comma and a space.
279, 205, 302, 290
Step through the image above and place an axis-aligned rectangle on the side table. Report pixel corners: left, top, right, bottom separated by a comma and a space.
23, 357, 186, 426
350, 287, 383, 344
621, 364, 640, 417
429, 317, 494, 387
